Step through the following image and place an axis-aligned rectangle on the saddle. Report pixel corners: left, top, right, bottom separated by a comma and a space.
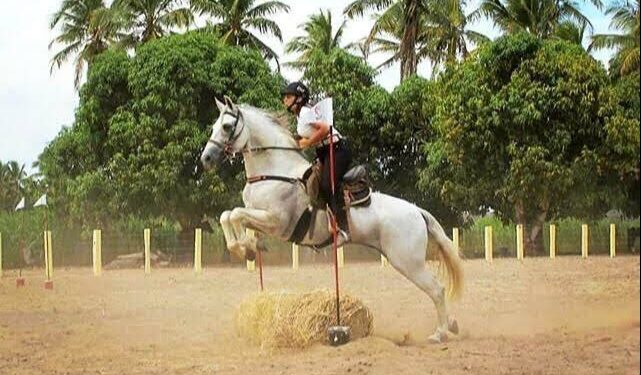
288, 163, 372, 246
302, 162, 373, 209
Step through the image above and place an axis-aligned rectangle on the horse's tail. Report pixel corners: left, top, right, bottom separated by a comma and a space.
419, 209, 464, 300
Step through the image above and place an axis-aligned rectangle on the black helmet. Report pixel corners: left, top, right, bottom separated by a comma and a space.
281, 81, 310, 106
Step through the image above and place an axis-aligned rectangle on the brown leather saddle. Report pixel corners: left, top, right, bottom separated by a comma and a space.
302, 163, 373, 209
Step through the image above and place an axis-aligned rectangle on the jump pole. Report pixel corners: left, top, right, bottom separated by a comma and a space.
327, 125, 350, 346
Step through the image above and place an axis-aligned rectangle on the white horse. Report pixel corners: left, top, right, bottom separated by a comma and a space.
200, 97, 464, 343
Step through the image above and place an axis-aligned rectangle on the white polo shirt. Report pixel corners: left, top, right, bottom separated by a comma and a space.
297, 98, 342, 141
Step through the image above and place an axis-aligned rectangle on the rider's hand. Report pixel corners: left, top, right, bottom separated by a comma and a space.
298, 138, 311, 149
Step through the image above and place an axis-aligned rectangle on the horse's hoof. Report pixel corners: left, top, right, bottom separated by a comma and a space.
427, 332, 448, 344
448, 318, 459, 335
245, 249, 256, 261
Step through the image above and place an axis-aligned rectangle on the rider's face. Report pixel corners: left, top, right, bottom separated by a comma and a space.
282, 94, 296, 108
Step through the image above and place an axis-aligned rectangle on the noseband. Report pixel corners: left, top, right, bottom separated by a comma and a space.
207, 109, 244, 158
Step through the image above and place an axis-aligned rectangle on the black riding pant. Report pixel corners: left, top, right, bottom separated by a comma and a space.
316, 140, 352, 230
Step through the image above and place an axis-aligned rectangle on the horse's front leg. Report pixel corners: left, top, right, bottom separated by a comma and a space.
219, 210, 242, 256
229, 207, 280, 260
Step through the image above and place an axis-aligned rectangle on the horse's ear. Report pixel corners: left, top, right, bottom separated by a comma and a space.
223, 95, 237, 111
215, 97, 225, 112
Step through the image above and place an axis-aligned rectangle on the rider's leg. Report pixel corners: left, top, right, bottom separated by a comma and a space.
319, 141, 352, 234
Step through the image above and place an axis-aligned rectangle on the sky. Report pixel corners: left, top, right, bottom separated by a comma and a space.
0, 0, 616, 175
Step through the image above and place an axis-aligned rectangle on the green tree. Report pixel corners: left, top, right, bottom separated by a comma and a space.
302, 49, 460, 225
552, 20, 588, 45
0, 161, 26, 212
113, 0, 194, 45
598, 72, 640, 216
49, 0, 124, 88
421, 33, 614, 254
345, 0, 428, 80
590, 0, 640, 76
356, 0, 487, 76
192, 0, 290, 69
471, 0, 600, 39
285, 10, 347, 69
39, 33, 284, 230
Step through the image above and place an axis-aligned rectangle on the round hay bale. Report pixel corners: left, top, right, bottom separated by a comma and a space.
235, 289, 373, 349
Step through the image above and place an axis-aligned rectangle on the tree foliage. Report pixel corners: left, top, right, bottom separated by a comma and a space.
39, 32, 283, 230
420, 33, 627, 253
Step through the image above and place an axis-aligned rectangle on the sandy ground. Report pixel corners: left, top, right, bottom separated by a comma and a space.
0, 256, 639, 375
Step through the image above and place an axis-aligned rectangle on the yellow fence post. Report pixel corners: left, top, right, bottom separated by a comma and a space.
144, 228, 151, 274
452, 228, 460, 252
92, 229, 102, 276
550, 224, 557, 259
47, 231, 53, 279
338, 246, 345, 268
43, 231, 49, 279
0, 232, 3, 278
194, 228, 202, 274
610, 224, 616, 258
246, 229, 255, 272
516, 224, 524, 260
581, 224, 589, 258
381, 255, 389, 267
292, 243, 299, 270
485, 226, 493, 263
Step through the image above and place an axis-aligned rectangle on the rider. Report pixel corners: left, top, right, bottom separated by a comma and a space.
281, 81, 352, 241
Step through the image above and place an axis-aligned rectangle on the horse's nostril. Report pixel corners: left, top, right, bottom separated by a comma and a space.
205, 155, 211, 162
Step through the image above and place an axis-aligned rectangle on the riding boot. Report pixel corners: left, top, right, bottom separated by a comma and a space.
336, 206, 350, 241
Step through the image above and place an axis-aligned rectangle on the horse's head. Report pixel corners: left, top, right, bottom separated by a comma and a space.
200, 96, 250, 171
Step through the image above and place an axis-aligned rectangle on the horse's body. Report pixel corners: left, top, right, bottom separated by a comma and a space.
201, 98, 464, 343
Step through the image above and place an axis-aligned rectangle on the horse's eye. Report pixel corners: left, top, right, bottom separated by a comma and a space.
222, 123, 233, 133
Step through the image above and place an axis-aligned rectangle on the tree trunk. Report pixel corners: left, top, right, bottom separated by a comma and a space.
400, 0, 419, 81
515, 200, 549, 256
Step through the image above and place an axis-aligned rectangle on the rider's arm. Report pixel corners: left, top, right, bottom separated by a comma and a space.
298, 121, 330, 148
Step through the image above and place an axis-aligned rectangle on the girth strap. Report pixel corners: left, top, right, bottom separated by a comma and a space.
288, 207, 333, 248
247, 175, 302, 184
289, 208, 312, 243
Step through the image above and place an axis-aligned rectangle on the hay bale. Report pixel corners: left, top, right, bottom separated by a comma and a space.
236, 289, 373, 349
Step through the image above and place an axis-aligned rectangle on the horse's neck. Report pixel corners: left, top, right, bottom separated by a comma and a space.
242, 115, 310, 178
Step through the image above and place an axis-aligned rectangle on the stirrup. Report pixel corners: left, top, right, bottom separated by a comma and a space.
338, 228, 351, 243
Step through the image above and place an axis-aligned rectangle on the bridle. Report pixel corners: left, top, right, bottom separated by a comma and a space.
206, 107, 303, 160
206, 109, 244, 158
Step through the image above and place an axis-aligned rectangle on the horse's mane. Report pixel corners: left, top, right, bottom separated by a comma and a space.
239, 105, 296, 143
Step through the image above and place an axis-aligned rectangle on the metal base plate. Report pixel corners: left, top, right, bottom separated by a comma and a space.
328, 326, 351, 346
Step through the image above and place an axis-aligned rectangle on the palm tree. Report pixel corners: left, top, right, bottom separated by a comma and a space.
421, 0, 490, 69
471, 0, 601, 39
362, 0, 487, 76
590, 0, 640, 76
192, 0, 290, 69
49, 0, 122, 89
113, 0, 194, 45
0, 161, 26, 211
345, 0, 427, 81
553, 20, 588, 45
285, 10, 347, 69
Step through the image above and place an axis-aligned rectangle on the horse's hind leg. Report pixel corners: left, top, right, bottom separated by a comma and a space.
384, 243, 451, 344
